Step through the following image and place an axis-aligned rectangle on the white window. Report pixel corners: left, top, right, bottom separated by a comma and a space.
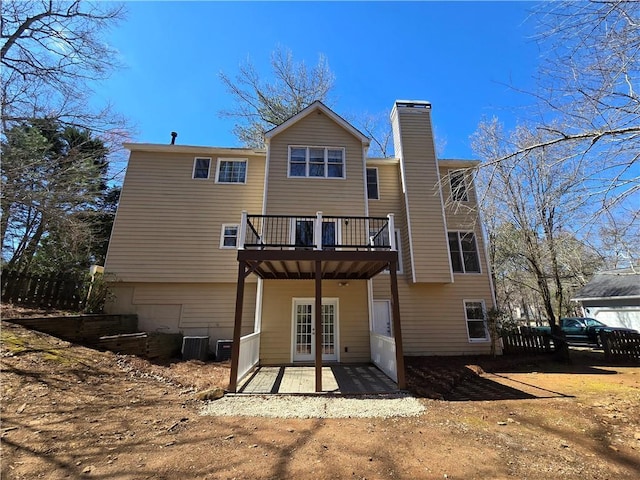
448, 231, 481, 273
216, 159, 247, 183
288, 146, 345, 178
366, 167, 379, 200
464, 300, 489, 341
192, 157, 211, 179
220, 224, 239, 248
449, 169, 468, 201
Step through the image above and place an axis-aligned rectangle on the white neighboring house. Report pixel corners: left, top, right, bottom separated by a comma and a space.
573, 267, 640, 331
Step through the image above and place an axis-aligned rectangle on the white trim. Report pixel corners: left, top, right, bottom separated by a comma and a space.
362, 146, 371, 217
265, 101, 370, 145
215, 158, 248, 184
287, 146, 346, 179
254, 278, 263, 333
124, 143, 265, 156
437, 162, 455, 283
366, 157, 400, 165
477, 208, 498, 311
391, 106, 418, 283
463, 299, 490, 342
192, 157, 212, 179
261, 143, 270, 215
366, 166, 380, 200
291, 297, 340, 362
219, 224, 239, 249
449, 231, 482, 274
573, 295, 640, 302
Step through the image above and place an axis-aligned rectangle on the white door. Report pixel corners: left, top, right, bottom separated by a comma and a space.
373, 300, 393, 336
293, 299, 338, 362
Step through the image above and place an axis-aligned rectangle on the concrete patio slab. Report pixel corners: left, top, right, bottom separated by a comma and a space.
238, 364, 398, 394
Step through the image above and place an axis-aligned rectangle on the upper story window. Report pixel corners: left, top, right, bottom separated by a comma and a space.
216, 159, 247, 183
289, 146, 345, 178
193, 158, 211, 179
448, 231, 481, 273
366, 167, 379, 200
449, 169, 468, 201
220, 224, 239, 248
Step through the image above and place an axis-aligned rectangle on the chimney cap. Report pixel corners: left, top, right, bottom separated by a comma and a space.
394, 100, 431, 109
170, 131, 178, 145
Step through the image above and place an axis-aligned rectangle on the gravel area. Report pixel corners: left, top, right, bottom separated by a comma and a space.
200, 393, 426, 419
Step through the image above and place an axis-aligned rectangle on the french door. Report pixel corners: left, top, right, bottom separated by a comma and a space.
292, 219, 338, 250
292, 299, 338, 362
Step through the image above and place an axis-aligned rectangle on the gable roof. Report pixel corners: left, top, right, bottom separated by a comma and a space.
264, 101, 370, 145
573, 267, 640, 301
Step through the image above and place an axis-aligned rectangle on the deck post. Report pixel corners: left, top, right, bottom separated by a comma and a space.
315, 260, 323, 392
238, 210, 247, 250
389, 258, 406, 389
229, 260, 247, 393
387, 214, 396, 251
314, 211, 323, 250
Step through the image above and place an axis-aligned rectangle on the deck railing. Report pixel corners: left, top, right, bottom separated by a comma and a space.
238, 211, 396, 251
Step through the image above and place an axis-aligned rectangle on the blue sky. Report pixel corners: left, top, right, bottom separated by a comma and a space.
98, 1, 540, 159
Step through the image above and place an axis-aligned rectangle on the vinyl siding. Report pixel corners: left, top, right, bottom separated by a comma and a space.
265, 112, 367, 217
105, 151, 265, 282
105, 282, 257, 348
372, 275, 495, 355
367, 161, 410, 277
259, 280, 370, 364
392, 106, 452, 283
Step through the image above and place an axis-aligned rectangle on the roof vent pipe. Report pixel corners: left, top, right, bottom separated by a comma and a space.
170, 131, 178, 145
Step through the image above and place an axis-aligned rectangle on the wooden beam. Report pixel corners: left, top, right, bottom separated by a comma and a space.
229, 260, 247, 393
315, 260, 322, 393
389, 259, 406, 389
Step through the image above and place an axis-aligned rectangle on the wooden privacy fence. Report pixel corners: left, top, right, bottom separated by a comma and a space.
600, 330, 640, 364
1, 269, 86, 310
501, 331, 554, 355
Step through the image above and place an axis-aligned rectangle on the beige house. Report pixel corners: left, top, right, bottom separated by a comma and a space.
105, 100, 496, 391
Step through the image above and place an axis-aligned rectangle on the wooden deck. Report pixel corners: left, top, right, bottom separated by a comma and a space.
238, 365, 398, 394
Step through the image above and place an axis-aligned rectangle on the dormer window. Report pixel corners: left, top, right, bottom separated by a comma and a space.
288, 146, 345, 178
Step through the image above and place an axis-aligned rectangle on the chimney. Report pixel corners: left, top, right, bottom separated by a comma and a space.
170, 131, 178, 145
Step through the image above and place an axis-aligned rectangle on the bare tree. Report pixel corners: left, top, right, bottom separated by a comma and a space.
485, 1, 639, 211
473, 119, 603, 327
219, 46, 335, 147
1, 0, 126, 133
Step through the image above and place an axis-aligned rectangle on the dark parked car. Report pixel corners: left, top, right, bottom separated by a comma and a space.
530, 317, 638, 346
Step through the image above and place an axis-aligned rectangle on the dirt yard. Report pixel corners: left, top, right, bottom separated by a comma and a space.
1, 312, 639, 479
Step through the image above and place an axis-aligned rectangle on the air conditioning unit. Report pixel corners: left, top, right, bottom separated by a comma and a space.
215, 340, 233, 361
181, 336, 209, 361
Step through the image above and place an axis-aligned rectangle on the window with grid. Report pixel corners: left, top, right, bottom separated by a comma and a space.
288, 146, 345, 178
465, 300, 488, 341
448, 231, 480, 273
220, 224, 239, 248
216, 159, 247, 183
192, 158, 211, 179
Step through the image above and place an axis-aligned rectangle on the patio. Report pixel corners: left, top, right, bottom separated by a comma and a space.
238, 364, 399, 394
